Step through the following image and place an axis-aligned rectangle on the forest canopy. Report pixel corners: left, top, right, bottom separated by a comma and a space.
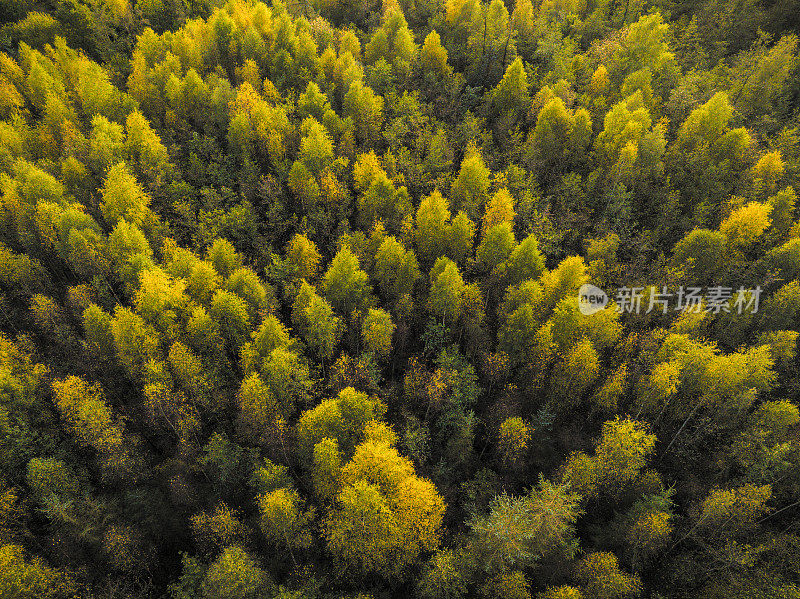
0, 0, 799, 597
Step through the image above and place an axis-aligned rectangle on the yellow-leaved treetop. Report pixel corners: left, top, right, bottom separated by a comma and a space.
323, 421, 445, 578
52, 376, 125, 455
562, 418, 656, 498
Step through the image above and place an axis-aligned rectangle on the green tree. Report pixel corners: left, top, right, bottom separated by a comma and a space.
362, 308, 395, 358
374, 236, 421, 301
419, 30, 452, 80
451, 145, 490, 221
504, 234, 545, 285
207, 238, 242, 279
428, 257, 467, 324
468, 478, 581, 572
492, 57, 528, 116
476, 222, 516, 269
209, 289, 251, 352
292, 280, 341, 360
526, 97, 592, 181
322, 246, 372, 317
343, 81, 384, 145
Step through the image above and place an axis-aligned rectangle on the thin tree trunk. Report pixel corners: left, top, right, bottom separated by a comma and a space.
661, 398, 704, 459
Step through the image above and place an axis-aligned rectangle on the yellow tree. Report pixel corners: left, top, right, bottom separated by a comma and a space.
324, 430, 445, 578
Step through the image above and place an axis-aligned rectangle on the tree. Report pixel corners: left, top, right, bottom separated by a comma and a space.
670, 92, 752, 212
594, 364, 628, 413
312, 437, 343, 501
419, 30, 452, 80
417, 549, 468, 599
695, 484, 772, 538
110, 306, 161, 379
504, 234, 545, 284
226, 267, 274, 321
236, 373, 280, 444
343, 81, 384, 145
357, 169, 413, 231
297, 81, 332, 122
202, 546, 272, 599
296, 387, 386, 463
169, 341, 210, 401
549, 298, 622, 353
100, 162, 152, 229
135, 267, 190, 340
26, 457, 80, 501
483, 188, 516, 231
285, 234, 322, 281
429, 257, 467, 324
241, 314, 292, 375
325, 434, 445, 577
476, 222, 516, 269
574, 552, 642, 599
52, 376, 124, 455
548, 337, 600, 407
0, 544, 74, 599
364, 9, 417, 78
322, 246, 372, 317
480, 571, 531, 599
751, 151, 785, 200
362, 308, 395, 358
207, 238, 242, 279
498, 416, 531, 465
298, 117, 334, 175
260, 348, 312, 418
448, 211, 476, 265
635, 362, 680, 415
620, 491, 674, 568
415, 190, 452, 264
593, 91, 662, 187
88, 115, 125, 175
374, 236, 421, 301
451, 145, 490, 220
323, 479, 399, 576
292, 280, 341, 360
209, 289, 251, 352
492, 57, 528, 116
498, 302, 554, 366
671, 229, 726, 283
719, 202, 772, 255
82, 303, 115, 358
525, 97, 592, 181
468, 478, 581, 572
191, 503, 248, 556
107, 219, 154, 292
125, 110, 170, 187
562, 418, 656, 498
259, 488, 314, 554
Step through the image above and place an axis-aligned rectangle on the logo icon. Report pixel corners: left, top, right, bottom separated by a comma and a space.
578, 284, 608, 315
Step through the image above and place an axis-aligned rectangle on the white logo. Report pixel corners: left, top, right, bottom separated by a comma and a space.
578, 284, 608, 315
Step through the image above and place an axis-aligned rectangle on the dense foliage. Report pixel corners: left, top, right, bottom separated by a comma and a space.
0, 0, 799, 596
